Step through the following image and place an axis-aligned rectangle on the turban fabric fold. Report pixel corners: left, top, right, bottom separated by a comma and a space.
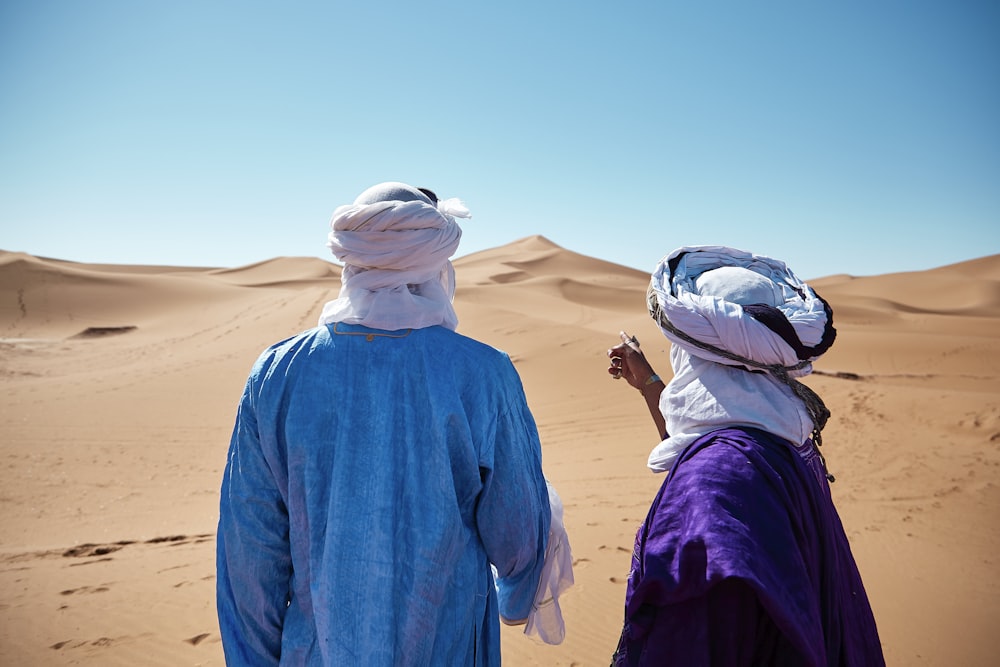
648, 246, 836, 377
318, 196, 471, 331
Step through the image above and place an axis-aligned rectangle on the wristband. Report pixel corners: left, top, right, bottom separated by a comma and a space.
644, 374, 662, 386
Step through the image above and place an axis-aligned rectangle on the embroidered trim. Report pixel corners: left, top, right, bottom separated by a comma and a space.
332, 322, 413, 342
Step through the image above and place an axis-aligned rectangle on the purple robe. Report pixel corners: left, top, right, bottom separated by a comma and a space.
612, 428, 884, 666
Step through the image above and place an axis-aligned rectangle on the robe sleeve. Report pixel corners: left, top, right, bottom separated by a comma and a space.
475, 365, 551, 624
216, 378, 292, 666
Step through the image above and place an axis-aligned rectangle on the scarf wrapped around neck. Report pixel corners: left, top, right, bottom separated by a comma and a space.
318, 197, 471, 331
645, 246, 837, 474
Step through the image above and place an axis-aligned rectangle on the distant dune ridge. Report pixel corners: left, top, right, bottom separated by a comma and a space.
1, 241, 998, 666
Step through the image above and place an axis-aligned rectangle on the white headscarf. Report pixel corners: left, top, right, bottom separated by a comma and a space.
645, 245, 836, 473
318, 184, 471, 331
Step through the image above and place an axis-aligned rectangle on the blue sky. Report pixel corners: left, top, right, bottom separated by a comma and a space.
2, 1, 998, 279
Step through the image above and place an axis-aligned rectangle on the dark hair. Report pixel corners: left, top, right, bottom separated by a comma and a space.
417, 188, 438, 205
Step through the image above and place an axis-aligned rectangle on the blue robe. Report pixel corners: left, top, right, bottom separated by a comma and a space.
613, 428, 884, 666
217, 323, 550, 666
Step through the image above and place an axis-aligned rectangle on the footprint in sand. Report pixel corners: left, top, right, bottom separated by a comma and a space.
50, 637, 118, 650
60, 585, 110, 595
62, 542, 132, 558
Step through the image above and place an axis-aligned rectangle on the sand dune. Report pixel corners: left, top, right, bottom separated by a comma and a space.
815, 265, 1000, 318
1, 243, 998, 665
208, 256, 342, 287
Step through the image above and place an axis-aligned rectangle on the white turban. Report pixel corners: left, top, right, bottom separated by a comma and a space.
644, 246, 837, 475
648, 245, 835, 376
318, 185, 471, 331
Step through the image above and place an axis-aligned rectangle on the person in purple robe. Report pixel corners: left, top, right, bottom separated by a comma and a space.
605, 246, 884, 666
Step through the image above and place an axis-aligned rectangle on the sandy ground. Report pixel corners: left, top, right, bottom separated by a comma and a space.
1, 238, 998, 666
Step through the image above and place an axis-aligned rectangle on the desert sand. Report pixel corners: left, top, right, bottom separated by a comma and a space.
1, 237, 998, 666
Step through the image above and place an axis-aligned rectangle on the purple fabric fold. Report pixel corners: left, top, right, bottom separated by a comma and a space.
613, 428, 884, 667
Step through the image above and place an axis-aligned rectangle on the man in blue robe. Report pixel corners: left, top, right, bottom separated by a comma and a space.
217, 182, 558, 665
606, 247, 884, 665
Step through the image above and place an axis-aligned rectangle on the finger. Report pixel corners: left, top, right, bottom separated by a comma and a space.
620, 331, 641, 353
619, 331, 639, 345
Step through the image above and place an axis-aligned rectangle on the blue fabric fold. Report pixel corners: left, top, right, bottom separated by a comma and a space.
218, 324, 550, 666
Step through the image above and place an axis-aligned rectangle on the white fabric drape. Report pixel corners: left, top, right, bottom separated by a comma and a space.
524, 481, 574, 644
645, 246, 834, 473
318, 198, 471, 331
